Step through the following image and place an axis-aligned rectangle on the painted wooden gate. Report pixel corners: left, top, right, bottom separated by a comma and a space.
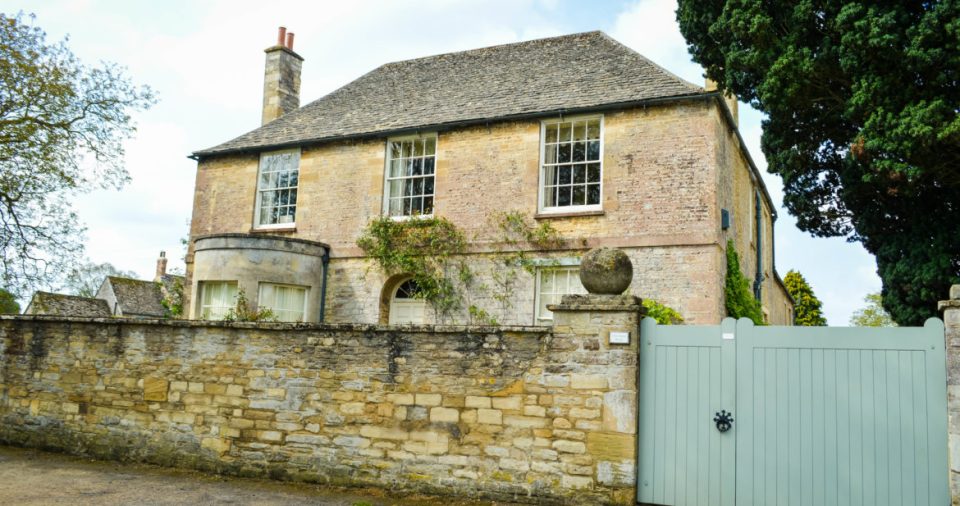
638, 317, 949, 506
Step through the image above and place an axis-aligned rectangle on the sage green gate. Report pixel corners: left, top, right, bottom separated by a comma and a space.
638, 317, 949, 506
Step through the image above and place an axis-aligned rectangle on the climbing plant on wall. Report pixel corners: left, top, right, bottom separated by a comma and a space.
357, 216, 470, 323
725, 240, 765, 325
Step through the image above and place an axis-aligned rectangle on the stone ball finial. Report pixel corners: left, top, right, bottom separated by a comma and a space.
579, 247, 633, 295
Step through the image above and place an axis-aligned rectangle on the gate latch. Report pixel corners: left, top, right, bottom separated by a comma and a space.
714, 410, 734, 433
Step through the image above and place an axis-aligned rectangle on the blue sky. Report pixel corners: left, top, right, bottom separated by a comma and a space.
12, 0, 881, 324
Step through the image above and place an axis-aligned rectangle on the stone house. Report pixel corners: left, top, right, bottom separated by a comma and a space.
24, 292, 111, 318
24, 253, 183, 319
185, 29, 793, 326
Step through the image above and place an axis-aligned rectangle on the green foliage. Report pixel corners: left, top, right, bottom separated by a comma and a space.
725, 240, 765, 324
643, 299, 684, 325
0, 13, 154, 297
486, 211, 566, 319
61, 260, 137, 297
0, 287, 20, 314
357, 216, 469, 323
161, 277, 184, 319
677, 1, 960, 325
222, 289, 276, 323
850, 292, 897, 327
783, 270, 827, 326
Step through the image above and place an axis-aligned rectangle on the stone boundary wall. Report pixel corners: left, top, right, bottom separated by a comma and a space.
940, 284, 960, 503
0, 297, 640, 504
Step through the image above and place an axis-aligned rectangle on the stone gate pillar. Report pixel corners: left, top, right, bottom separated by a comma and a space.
549, 293, 644, 504
939, 284, 960, 501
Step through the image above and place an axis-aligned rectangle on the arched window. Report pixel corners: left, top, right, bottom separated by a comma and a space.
389, 279, 426, 324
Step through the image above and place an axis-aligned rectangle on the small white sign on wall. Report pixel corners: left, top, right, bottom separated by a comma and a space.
609, 331, 630, 345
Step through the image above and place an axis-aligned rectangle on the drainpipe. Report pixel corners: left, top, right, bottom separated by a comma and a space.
318, 249, 330, 323
753, 189, 763, 300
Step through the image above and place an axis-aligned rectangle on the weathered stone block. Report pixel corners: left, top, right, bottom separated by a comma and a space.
143, 377, 168, 402
477, 408, 502, 425
586, 432, 634, 461
430, 407, 459, 423
416, 393, 442, 406
492, 396, 522, 411
465, 396, 491, 409
553, 439, 587, 454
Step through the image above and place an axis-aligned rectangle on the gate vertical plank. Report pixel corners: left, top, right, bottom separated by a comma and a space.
913, 350, 930, 506
810, 348, 825, 506
764, 347, 778, 506
887, 351, 904, 506
922, 318, 949, 505
800, 348, 813, 506
823, 349, 838, 506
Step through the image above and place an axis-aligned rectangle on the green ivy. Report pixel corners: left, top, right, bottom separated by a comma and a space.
357, 216, 469, 323
724, 240, 765, 325
643, 299, 684, 325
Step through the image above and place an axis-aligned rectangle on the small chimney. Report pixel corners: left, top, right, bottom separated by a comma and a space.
705, 77, 739, 127
262, 26, 304, 125
155, 251, 168, 281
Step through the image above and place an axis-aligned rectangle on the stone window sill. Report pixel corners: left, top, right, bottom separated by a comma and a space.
534, 210, 605, 220
249, 226, 297, 234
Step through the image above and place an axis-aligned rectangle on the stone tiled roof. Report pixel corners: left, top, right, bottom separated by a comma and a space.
194, 31, 703, 157
26, 292, 111, 317
107, 277, 166, 318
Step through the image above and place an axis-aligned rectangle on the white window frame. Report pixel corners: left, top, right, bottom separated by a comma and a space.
535, 266, 587, 322
198, 281, 238, 320
538, 114, 604, 214
257, 282, 309, 322
254, 149, 300, 230
382, 133, 438, 219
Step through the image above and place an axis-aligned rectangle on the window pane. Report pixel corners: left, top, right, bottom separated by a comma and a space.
411, 197, 423, 214
423, 196, 434, 214
587, 140, 600, 161
587, 184, 601, 205
413, 139, 423, 157
424, 177, 434, 195
412, 177, 423, 195
424, 137, 436, 155
558, 143, 571, 163
587, 163, 601, 183
559, 122, 572, 142
391, 159, 403, 177
573, 165, 585, 184
412, 158, 422, 176
546, 124, 558, 143
544, 184, 557, 207
586, 119, 600, 139
401, 141, 412, 158
424, 157, 435, 175
390, 142, 402, 159
389, 198, 402, 215
573, 185, 585, 205
544, 144, 557, 164
405, 159, 414, 177
572, 142, 585, 162
558, 166, 571, 185
573, 121, 587, 141
557, 186, 571, 206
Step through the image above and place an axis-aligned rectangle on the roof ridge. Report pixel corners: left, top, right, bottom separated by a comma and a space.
379, 30, 606, 67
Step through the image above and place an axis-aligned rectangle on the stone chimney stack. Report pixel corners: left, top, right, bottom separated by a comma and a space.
155, 251, 167, 281
705, 77, 739, 127
261, 26, 303, 125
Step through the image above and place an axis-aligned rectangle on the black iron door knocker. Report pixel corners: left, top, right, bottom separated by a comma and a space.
714, 410, 734, 433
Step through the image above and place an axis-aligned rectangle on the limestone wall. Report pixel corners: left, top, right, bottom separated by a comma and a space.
940, 285, 960, 503
0, 298, 641, 504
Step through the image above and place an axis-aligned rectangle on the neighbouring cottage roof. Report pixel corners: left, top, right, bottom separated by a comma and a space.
26, 292, 111, 318
106, 276, 167, 318
194, 31, 703, 157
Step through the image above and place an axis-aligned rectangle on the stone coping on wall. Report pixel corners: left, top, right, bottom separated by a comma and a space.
193, 233, 330, 257
0, 314, 549, 335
